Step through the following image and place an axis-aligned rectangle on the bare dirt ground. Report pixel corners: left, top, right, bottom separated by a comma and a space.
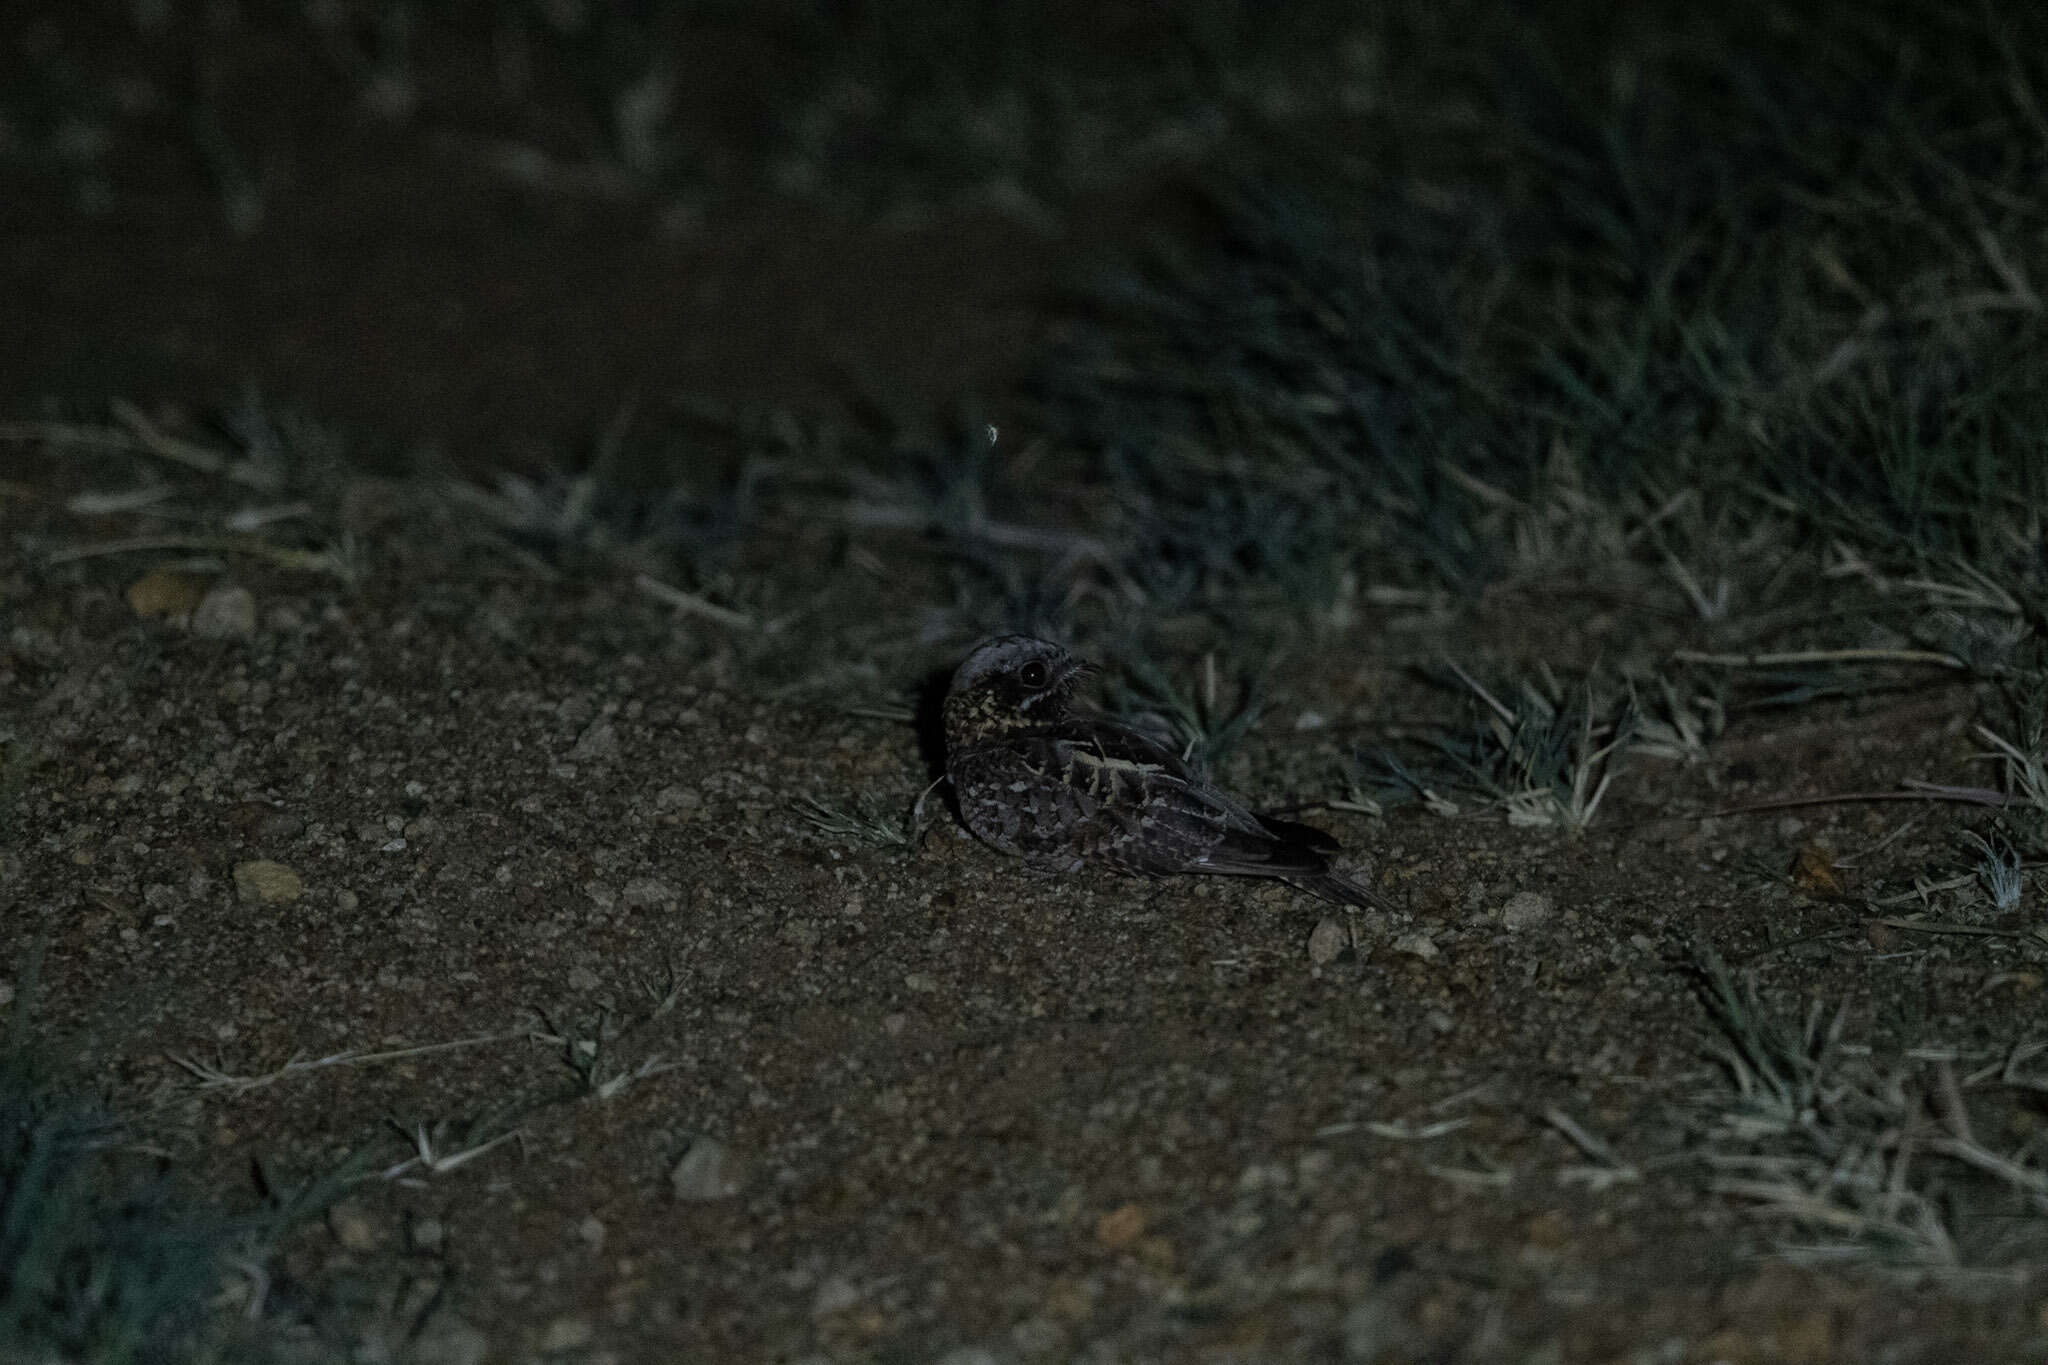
5, 5, 2048, 1363
8, 460, 2047, 1362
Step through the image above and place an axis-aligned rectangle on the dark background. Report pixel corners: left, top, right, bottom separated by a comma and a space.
4, 1, 1308, 467
8, 1, 2039, 548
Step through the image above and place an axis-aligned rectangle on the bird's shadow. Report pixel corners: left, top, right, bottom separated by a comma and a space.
912, 665, 960, 820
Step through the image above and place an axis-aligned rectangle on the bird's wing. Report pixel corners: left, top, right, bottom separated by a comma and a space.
1029, 719, 1334, 878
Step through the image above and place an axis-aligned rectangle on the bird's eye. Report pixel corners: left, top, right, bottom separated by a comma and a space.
1017, 660, 1050, 689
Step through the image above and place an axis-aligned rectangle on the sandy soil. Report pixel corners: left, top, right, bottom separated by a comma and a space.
7, 462, 2045, 1361
4, 6, 2046, 1360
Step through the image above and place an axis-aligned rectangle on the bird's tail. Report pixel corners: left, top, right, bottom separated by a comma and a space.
1289, 868, 1394, 913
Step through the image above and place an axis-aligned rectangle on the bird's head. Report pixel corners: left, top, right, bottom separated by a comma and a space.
943, 634, 1093, 742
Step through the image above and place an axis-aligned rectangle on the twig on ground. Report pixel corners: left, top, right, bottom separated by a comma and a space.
635, 572, 756, 629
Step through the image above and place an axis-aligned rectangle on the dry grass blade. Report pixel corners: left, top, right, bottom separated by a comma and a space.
1975, 724, 2048, 832
1363, 1117, 1472, 1141
46, 535, 348, 575
381, 1121, 523, 1181
1545, 1108, 1643, 1191
526, 996, 684, 1102
165, 1031, 520, 1095
1, 401, 281, 491
1673, 648, 1969, 670
792, 792, 921, 851
1455, 668, 1629, 829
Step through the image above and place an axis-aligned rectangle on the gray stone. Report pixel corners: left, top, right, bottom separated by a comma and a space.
671, 1136, 745, 1200
1496, 891, 1555, 931
192, 583, 258, 639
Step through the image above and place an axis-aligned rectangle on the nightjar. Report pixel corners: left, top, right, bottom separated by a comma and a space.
942, 635, 1386, 909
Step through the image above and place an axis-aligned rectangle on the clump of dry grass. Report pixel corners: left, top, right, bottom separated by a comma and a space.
1691, 948, 2048, 1274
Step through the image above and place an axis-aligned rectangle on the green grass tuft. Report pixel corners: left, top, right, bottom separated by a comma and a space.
0, 1068, 230, 1364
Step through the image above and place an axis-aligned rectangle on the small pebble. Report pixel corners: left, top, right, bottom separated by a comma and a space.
126, 566, 205, 620
654, 785, 703, 814
192, 582, 257, 639
232, 859, 303, 906
1095, 1203, 1146, 1250
1308, 917, 1349, 965
571, 720, 618, 763
411, 1310, 488, 1365
1392, 932, 1439, 961
1343, 1295, 1413, 1361
621, 877, 676, 910
1495, 891, 1554, 931
670, 1136, 745, 1201
539, 1316, 592, 1353
811, 1275, 859, 1318
1011, 1316, 1065, 1357
328, 1200, 381, 1252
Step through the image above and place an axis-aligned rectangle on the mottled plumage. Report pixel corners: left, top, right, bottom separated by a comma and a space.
942, 635, 1386, 909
